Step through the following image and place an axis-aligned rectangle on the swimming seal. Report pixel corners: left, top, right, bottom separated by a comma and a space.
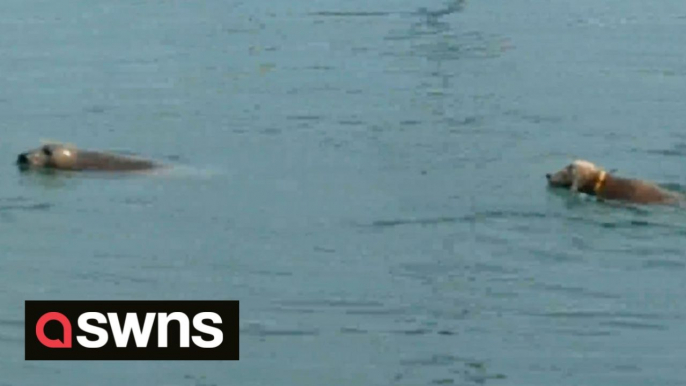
546, 159, 682, 205
17, 144, 161, 172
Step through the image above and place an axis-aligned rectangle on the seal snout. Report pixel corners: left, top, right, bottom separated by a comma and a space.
17, 153, 29, 165
545, 173, 551, 180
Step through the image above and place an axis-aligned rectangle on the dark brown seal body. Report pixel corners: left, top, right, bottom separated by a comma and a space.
546, 159, 681, 205
17, 144, 160, 172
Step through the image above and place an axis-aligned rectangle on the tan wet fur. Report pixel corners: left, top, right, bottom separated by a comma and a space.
546, 160, 682, 205
17, 143, 162, 172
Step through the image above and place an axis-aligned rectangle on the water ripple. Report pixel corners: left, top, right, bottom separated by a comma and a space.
369, 210, 551, 229
241, 323, 319, 337
0, 203, 52, 212
534, 310, 666, 321
397, 354, 506, 385
309, 11, 391, 17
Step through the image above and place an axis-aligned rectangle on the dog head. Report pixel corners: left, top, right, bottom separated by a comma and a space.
546, 160, 604, 192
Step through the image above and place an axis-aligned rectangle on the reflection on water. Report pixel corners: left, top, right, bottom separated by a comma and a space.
17, 168, 76, 189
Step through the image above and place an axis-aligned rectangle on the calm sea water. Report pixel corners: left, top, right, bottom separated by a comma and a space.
2, 0, 686, 385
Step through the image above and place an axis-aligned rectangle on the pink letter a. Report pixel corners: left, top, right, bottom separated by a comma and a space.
36, 312, 72, 348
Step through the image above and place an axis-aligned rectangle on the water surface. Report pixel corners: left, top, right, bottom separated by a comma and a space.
2, 0, 686, 385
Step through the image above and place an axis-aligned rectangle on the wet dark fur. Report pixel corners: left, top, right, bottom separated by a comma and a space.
69, 150, 157, 171
576, 172, 679, 205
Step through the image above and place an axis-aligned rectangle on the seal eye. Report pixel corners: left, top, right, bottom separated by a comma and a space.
42, 146, 52, 156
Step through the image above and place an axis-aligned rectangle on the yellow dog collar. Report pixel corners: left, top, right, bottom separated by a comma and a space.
593, 171, 607, 194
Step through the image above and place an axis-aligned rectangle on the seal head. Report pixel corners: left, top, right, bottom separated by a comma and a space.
17, 144, 159, 172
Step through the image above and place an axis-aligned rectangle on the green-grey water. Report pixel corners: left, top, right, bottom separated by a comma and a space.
2, 0, 686, 385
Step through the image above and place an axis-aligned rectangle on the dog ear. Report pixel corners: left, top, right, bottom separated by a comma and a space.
569, 164, 580, 192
